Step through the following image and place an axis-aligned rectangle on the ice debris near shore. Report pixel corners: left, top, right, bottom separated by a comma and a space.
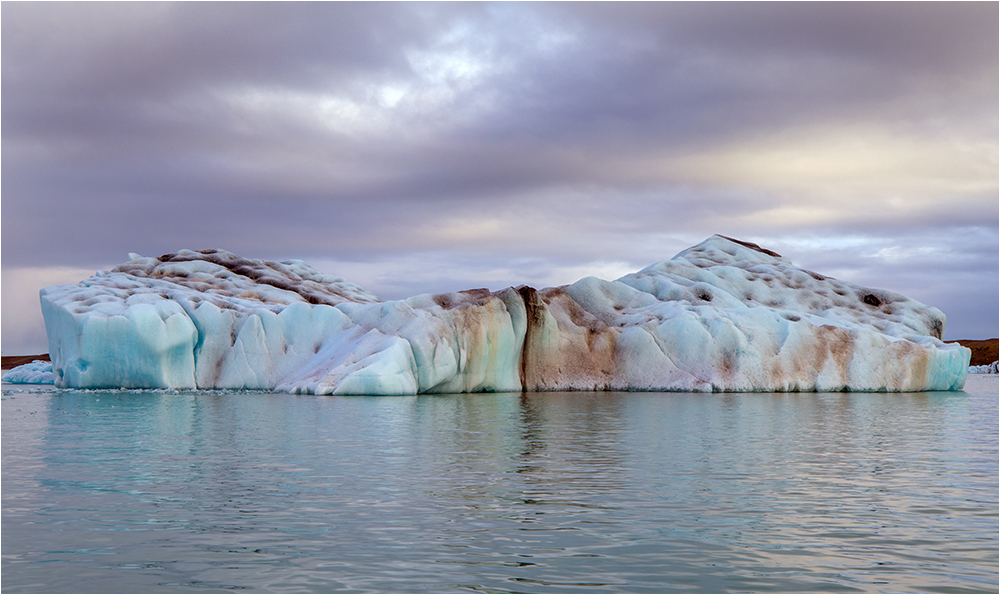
1, 360, 55, 384
36, 236, 969, 393
968, 361, 999, 374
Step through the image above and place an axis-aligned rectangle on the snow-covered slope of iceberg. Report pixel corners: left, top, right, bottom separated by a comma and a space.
39, 236, 970, 393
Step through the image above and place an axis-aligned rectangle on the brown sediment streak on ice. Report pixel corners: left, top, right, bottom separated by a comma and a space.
821, 325, 855, 384
135, 250, 377, 306
535, 287, 619, 390
511, 285, 623, 391
433, 288, 492, 310
814, 325, 854, 387
716, 234, 783, 258
767, 324, 856, 390
516, 285, 544, 390
898, 340, 929, 389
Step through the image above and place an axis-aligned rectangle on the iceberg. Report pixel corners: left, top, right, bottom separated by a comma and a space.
37, 236, 970, 394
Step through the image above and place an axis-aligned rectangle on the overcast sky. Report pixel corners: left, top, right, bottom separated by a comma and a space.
2, 1, 997, 354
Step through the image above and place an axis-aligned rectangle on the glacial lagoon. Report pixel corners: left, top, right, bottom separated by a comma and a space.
2, 376, 997, 593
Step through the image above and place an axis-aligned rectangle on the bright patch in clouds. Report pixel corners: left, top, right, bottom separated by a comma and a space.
2, 266, 112, 355
667, 124, 997, 203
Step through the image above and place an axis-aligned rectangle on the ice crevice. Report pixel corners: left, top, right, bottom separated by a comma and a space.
30, 235, 970, 393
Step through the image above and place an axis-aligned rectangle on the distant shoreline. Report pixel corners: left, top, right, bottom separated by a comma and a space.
1, 354, 49, 370
955, 339, 999, 367
4, 339, 998, 370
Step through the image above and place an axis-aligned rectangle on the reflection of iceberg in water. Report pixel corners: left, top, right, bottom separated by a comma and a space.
40, 392, 201, 491
3, 382, 995, 592
34, 235, 969, 393
3, 391, 56, 503
386, 392, 633, 521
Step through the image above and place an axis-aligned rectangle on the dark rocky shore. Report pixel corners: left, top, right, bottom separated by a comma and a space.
1, 354, 49, 370
955, 339, 999, 367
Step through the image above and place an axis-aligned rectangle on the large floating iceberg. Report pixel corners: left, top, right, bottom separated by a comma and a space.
37, 236, 969, 394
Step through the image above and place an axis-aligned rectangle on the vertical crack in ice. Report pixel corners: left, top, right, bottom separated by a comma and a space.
515, 285, 544, 392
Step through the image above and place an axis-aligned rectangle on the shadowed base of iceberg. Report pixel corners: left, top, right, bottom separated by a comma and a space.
6, 359, 994, 389
35, 236, 970, 393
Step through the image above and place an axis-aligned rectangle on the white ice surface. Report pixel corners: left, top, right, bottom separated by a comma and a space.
38, 237, 970, 393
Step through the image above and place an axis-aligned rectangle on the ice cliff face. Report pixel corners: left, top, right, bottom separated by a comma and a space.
39, 236, 970, 393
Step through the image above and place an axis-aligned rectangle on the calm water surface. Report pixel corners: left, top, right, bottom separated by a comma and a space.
3, 376, 997, 593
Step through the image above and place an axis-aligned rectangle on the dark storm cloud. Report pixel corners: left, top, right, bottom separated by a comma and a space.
2, 2, 427, 97
2, 2, 997, 351
474, 2, 996, 142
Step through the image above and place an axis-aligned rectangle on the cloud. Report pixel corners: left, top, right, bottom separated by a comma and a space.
2, 2, 997, 353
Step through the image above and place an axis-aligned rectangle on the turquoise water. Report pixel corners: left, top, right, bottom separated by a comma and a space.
3, 376, 997, 593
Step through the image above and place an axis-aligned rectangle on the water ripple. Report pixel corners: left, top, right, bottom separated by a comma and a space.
2, 376, 997, 592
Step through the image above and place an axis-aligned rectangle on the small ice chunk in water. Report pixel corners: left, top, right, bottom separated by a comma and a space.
2, 361, 55, 384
